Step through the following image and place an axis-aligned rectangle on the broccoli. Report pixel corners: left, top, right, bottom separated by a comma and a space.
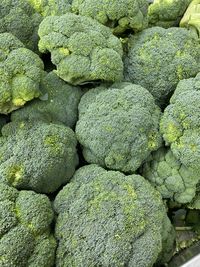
0, 121, 78, 193
148, 0, 192, 28
71, 0, 148, 34
0, 182, 56, 267
11, 71, 83, 128
0, 0, 42, 52
76, 82, 162, 173
54, 164, 175, 267
0, 33, 44, 114
38, 13, 124, 85
141, 147, 199, 203
124, 26, 200, 106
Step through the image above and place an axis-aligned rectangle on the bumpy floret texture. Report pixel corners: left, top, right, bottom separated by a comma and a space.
124, 27, 200, 106
71, 0, 148, 34
11, 71, 83, 128
76, 82, 162, 173
148, 0, 192, 28
0, 121, 78, 193
141, 147, 200, 203
0, 0, 42, 52
54, 164, 174, 267
0, 183, 56, 267
38, 13, 124, 85
0, 33, 44, 114
161, 73, 200, 172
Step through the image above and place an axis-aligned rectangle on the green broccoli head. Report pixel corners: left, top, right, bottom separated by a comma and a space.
71, 0, 148, 34
38, 13, 124, 85
54, 164, 175, 267
124, 27, 200, 107
141, 147, 199, 203
76, 82, 162, 173
0, 182, 56, 267
0, 121, 78, 193
0, 33, 44, 114
11, 71, 83, 128
148, 0, 192, 28
160, 73, 200, 171
0, 0, 42, 52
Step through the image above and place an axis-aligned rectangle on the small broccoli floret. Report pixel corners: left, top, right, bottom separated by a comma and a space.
0, 33, 44, 114
188, 184, 200, 209
124, 27, 200, 106
54, 164, 175, 267
71, 0, 148, 34
38, 13, 124, 85
148, 0, 192, 28
0, 182, 56, 267
76, 82, 162, 173
0, 121, 78, 193
11, 71, 83, 128
141, 147, 199, 203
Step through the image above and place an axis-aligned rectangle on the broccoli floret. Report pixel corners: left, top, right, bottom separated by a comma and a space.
75, 82, 162, 173
148, 0, 192, 28
71, 0, 148, 34
0, 0, 42, 52
0, 182, 56, 267
124, 27, 200, 107
54, 164, 175, 267
11, 71, 83, 128
0, 121, 78, 193
188, 184, 200, 209
38, 13, 124, 85
0, 33, 44, 114
141, 147, 199, 203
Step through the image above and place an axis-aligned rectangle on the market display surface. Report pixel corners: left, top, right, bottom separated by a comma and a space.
0, 0, 200, 266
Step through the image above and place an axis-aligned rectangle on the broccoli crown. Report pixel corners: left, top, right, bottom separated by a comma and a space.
0, 121, 78, 193
0, 33, 44, 114
141, 147, 199, 203
76, 82, 162, 173
148, 0, 192, 28
71, 0, 148, 34
0, 182, 56, 267
0, 0, 42, 52
160, 73, 200, 171
54, 164, 174, 267
11, 71, 83, 128
124, 26, 200, 107
180, 0, 200, 38
38, 13, 124, 85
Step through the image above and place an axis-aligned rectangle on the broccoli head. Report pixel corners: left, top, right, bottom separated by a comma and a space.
124, 27, 200, 106
71, 0, 148, 34
11, 71, 83, 128
0, 121, 78, 193
0, 182, 56, 267
38, 13, 124, 85
0, 33, 44, 114
141, 147, 199, 203
76, 82, 162, 173
54, 164, 175, 267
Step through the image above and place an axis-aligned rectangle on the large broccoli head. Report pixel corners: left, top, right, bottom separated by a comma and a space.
160, 73, 200, 172
0, 121, 78, 193
76, 82, 162, 173
0, 0, 42, 52
124, 27, 200, 107
38, 13, 124, 85
11, 71, 83, 128
71, 0, 148, 34
0, 33, 44, 114
0, 183, 56, 267
54, 164, 175, 267
141, 147, 199, 203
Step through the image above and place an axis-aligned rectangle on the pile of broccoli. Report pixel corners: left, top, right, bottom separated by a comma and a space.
0, 0, 200, 266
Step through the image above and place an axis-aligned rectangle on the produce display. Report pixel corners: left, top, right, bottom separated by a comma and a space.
0, 0, 200, 266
